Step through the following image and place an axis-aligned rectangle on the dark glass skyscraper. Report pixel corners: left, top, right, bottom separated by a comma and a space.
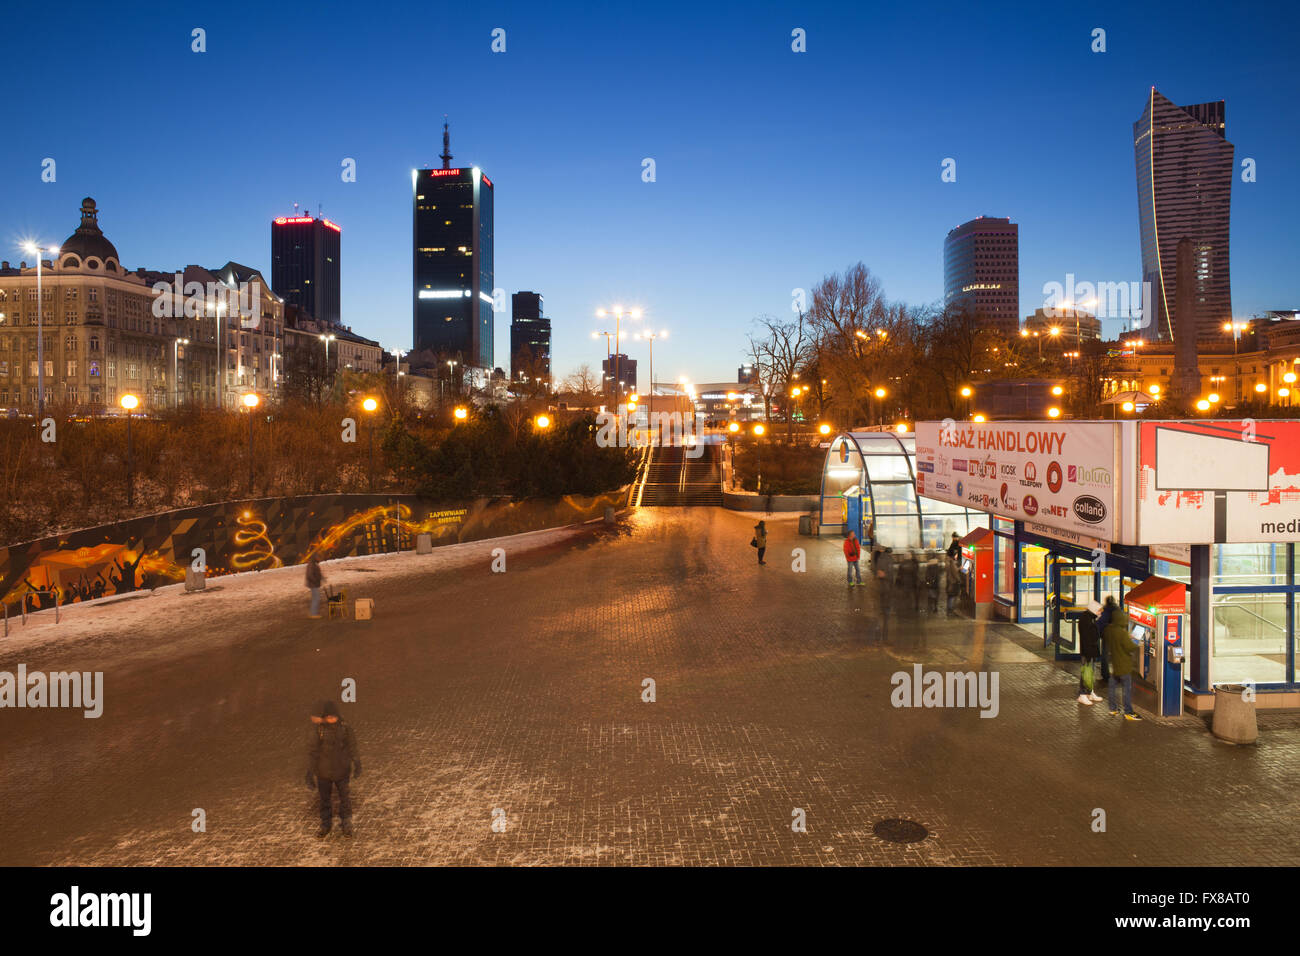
412, 128, 494, 368
943, 216, 1019, 338
271, 215, 341, 325
510, 291, 551, 381
1133, 90, 1234, 341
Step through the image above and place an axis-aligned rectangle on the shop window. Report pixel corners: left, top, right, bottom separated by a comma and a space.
1211, 592, 1287, 685
1212, 544, 1288, 588
995, 532, 1015, 602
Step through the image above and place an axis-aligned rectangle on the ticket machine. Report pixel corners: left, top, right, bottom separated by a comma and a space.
958, 526, 995, 610
1122, 575, 1188, 717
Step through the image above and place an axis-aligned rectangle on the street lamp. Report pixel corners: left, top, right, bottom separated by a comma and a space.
173, 337, 190, 408
535, 414, 551, 429
596, 305, 642, 406
1195, 399, 1211, 412
1047, 407, 1062, 419
636, 328, 666, 410
22, 241, 59, 416
446, 359, 459, 399
361, 396, 378, 492
1121, 401, 1135, 413
972, 414, 987, 423
959, 385, 972, 417
818, 423, 832, 436
242, 392, 260, 493
453, 405, 468, 421
120, 393, 139, 506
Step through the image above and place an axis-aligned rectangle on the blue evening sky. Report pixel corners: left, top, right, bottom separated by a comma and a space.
2, 0, 1297, 384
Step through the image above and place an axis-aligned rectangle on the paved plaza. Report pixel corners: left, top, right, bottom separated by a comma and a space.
1, 507, 1297, 866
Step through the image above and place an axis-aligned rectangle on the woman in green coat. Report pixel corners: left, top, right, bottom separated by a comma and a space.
1104, 606, 1142, 720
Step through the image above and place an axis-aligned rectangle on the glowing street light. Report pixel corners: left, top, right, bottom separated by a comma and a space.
1148, 383, 1161, 396
895, 423, 909, 433
1207, 392, 1221, 404
1047, 407, 1062, 419
535, 414, 551, 429
1121, 401, 1135, 413
119, 393, 140, 506
1196, 399, 1211, 412
818, 423, 832, 436
242, 392, 261, 493
596, 305, 642, 406
361, 396, 378, 491
972, 414, 986, 423
1051, 385, 1064, 396
753, 423, 766, 437
453, 405, 468, 421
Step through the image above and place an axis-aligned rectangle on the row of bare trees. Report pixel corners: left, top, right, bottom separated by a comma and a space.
746, 262, 1151, 432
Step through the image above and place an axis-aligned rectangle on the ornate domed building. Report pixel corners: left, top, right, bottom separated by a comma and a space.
56, 198, 122, 274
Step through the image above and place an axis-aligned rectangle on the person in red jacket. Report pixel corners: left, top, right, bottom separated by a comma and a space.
843, 531, 862, 586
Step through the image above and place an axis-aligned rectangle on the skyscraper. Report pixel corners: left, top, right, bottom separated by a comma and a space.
271, 214, 341, 326
412, 123, 494, 369
943, 216, 1019, 337
510, 291, 552, 382
1133, 89, 1234, 342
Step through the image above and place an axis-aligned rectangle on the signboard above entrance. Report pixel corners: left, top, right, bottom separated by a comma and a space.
916, 421, 1118, 542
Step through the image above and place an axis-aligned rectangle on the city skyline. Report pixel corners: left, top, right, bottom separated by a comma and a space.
1, 2, 1297, 383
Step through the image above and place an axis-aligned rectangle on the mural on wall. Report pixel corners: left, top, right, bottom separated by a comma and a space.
0, 490, 625, 611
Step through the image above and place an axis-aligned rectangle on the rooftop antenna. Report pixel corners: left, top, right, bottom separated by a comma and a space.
440, 115, 452, 169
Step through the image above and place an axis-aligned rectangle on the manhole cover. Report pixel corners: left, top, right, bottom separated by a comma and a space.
873, 819, 928, 843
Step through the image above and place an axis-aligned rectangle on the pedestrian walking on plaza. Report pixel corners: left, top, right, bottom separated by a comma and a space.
946, 556, 963, 616
752, 520, 767, 565
1076, 600, 1104, 706
1103, 603, 1142, 720
946, 531, 962, 562
305, 700, 362, 837
843, 531, 863, 586
1097, 595, 1117, 682
924, 556, 941, 613
899, 551, 921, 614
306, 554, 324, 619
872, 544, 894, 643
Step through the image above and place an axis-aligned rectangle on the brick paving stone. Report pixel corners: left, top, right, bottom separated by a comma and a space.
1, 507, 1298, 866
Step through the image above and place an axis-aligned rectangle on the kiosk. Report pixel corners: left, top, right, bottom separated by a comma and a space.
841, 485, 865, 541
1123, 575, 1188, 717
958, 526, 995, 611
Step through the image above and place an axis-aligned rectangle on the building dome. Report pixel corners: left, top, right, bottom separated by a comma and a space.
59, 198, 119, 265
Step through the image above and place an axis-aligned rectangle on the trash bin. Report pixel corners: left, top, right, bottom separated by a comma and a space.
1212, 684, 1258, 744
798, 514, 811, 536
184, 567, 206, 592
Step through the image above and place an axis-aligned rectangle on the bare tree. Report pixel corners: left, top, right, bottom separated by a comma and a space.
748, 312, 813, 442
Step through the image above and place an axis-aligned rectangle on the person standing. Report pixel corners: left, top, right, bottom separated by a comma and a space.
899, 551, 921, 614
305, 700, 362, 837
924, 557, 941, 613
1104, 603, 1142, 720
843, 531, 862, 586
306, 554, 324, 619
752, 520, 767, 566
1076, 600, 1104, 706
1097, 595, 1117, 682
946, 531, 962, 562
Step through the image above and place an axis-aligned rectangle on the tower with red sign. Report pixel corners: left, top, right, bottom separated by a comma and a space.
271, 214, 342, 327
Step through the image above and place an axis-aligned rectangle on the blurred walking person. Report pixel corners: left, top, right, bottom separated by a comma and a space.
1104, 602, 1142, 720
306, 554, 324, 619
1076, 600, 1104, 706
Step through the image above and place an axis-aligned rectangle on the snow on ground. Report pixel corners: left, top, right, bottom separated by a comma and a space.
0, 522, 590, 660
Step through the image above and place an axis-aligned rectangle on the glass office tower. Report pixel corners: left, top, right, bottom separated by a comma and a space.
412, 165, 494, 369
1134, 90, 1234, 342
271, 215, 341, 326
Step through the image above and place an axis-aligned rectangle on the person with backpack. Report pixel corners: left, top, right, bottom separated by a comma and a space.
924, 557, 941, 613
751, 520, 767, 565
843, 531, 862, 586
1097, 595, 1117, 682
1103, 603, 1142, 721
1075, 600, 1104, 706
305, 700, 363, 836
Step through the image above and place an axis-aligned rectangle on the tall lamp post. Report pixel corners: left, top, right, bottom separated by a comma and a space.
596, 305, 641, 407
173, 337, 189, 408
636, 328, 667, 414
23, 242, 59, 417
120, 393, 139, 506
319, 333, 336, 400
362, 397, 378, 492
242, 392, 260, 493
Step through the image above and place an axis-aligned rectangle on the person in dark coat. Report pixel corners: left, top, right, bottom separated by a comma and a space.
898, 552, 921, 614
1076, 600, 1103, 705
1104, 606, 1141, 720
946, 556, 963, 616
946, 532, 962, 562
1097, 595, 1117, 681
872, 545, 894, 643
752, 521, 767, 566
306, 700, 362, 836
